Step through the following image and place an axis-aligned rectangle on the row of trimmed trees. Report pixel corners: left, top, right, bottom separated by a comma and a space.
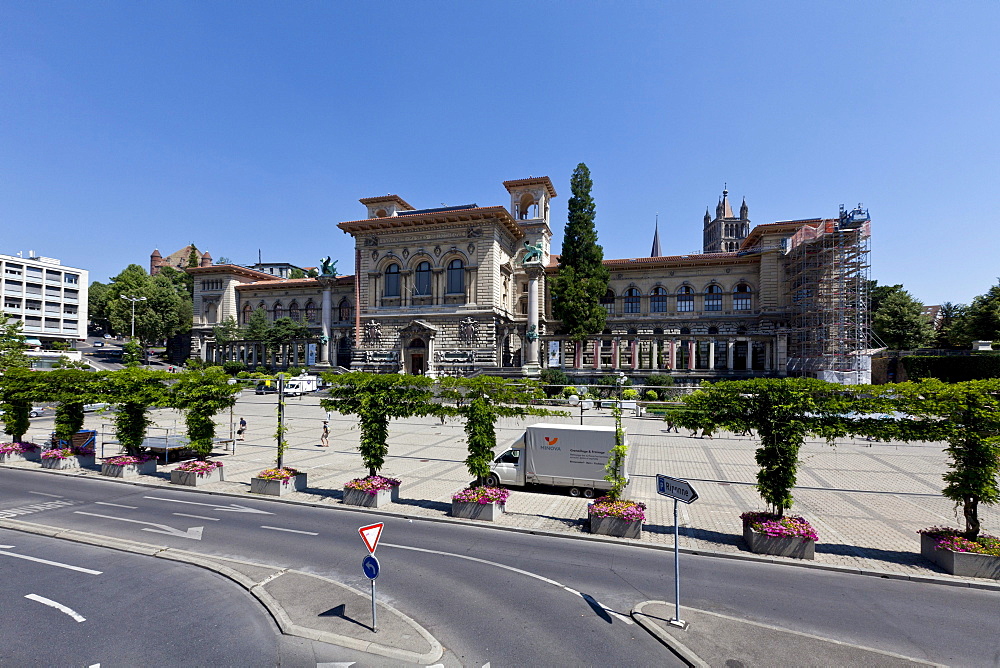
0, 367, 240, 457
675, 377, 1000, 540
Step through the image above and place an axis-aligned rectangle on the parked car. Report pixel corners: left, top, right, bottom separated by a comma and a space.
103, 334, 112, 339
255, 383, 278, 395
28, 407, 47, 418
92, 341, 104, 347
83, 403, 110, 413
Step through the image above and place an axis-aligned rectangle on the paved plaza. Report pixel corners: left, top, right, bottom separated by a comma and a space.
13, 392, 1000, 586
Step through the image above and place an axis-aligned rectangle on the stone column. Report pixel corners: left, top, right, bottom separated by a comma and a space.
319, 280, 334, 367
593, 339, 601, 370
708, 340, 716, 371
765, 340, 773, 371
574, 340, 583, 369
522, 264, 543, 377
727, 339, 735, 370
651, 340, 659, 370
668, 339, 676, 370
611, 338, 620, 369
631, 340, 638, 370
688, 341, 696, 370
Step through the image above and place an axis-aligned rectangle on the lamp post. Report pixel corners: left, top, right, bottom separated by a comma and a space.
120, 295, 147, 339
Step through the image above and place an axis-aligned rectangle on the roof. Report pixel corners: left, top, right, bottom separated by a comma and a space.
358, 194, 414, 210
338, 205, 524, 240
740, 219, 825, 250
546, 251, 755, 272
235, 275, 354, 291
502, 176, 557, 198
187, 264, 280, 281
399, 204, 478, 216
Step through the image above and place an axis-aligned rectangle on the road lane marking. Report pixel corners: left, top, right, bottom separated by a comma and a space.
173, 513, 220, 521
382, 543, 632, 625
143, 496, 273, 514
260, 526, 318, 535
27, 491, 64, 498
73, 511, 204, 540
0, 499, 75, 519
95, 502, 137, 509
25, 594, 86, 622
0, 549, 102, 574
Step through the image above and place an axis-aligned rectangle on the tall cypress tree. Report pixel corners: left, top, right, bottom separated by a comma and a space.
550, 163, 610, 340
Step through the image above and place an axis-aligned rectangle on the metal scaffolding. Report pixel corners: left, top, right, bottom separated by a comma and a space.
784, 205, 871, 382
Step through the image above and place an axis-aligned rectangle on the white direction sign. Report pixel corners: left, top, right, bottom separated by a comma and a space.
358, 522, 384, 554
656, 475, 699, 504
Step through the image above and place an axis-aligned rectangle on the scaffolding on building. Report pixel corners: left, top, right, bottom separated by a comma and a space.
784, 205, 871, 383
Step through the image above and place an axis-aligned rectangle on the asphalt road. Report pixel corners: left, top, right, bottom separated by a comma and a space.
2, 467, 998, 666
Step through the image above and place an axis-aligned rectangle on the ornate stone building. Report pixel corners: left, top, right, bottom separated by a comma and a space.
189, 176, 870, 382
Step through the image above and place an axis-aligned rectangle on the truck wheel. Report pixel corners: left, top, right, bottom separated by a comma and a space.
569, 487, 581, 497
485, 474, 501, 487
583, 488, 595, 499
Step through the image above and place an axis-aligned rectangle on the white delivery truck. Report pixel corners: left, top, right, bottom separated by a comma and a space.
485, 423, 629, 498
284, 374, 320, 396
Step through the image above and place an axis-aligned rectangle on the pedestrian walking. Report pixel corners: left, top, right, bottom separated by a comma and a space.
320, 420, 329, 447
237, 417, 247, 441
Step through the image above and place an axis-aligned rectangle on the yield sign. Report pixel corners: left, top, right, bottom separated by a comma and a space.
358, 523, 384, 554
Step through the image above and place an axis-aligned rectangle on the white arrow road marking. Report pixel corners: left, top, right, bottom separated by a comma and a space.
27, 491, 64, 498
0, 548, 101, 574
73, 511, 204, 540
0, 545, 13, 549
173, 513, 220, 521
260, 525, 318, 535
25, 594, 86, 622
143, 496, 273, 514
383, 543, 633, 625
95, 502, 137, 509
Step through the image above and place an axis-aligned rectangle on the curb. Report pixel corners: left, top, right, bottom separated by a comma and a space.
631, 601, 707, 668
4, 462, 1000, 592
0, 518, 443, 665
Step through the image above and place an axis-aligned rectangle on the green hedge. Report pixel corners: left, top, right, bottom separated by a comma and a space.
901, 355, 1000, 382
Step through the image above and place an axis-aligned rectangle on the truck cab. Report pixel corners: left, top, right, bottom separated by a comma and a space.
488, 437, 524, 487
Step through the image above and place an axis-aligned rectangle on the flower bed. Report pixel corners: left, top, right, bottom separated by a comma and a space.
170, 460, 224, 486
741, 511, 817, 559
101, 453, 157, 478
343, 475, 401, 508
0, 442, 42, 462
451, 486, 509, 521
588, 497, 645, 539
41, 447, 96, 470
919, 527, 1000, 579
251, 467, 306, 496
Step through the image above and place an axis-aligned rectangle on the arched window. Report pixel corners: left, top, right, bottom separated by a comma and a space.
650, 286, 668, 312
272, 302, 283, 320
680, 327, 691, 335
339, 298, 353, 322
242, 303, 252, 324
677, 286, 694, 312
447, 259, 464, 294
305, 300, 317, 323
288, 301, 300, 322
708, 326, 719, 335
705, 284, 723, 311
734, 284, 752, 311
384, 263, 400, 298
414, 261, 431, 296
624, 287, 641, 314
600, 290, 615, 315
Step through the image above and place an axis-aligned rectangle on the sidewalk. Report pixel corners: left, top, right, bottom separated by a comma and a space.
13, 393, 1000, 587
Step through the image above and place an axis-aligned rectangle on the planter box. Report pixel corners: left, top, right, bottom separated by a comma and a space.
589, 513, 642, 539
743, 523, 815, 559
251, 473, 307, 496
452, 500, 505, 521
41, 454, 96, 470
343, 485, 400, 508
921, 533, 1000, 579
0, 451, 40, 464
101, 460, 157, 478
170, 467, 224, 487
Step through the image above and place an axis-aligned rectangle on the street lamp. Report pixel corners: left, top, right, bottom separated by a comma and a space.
120, 295, 147, 339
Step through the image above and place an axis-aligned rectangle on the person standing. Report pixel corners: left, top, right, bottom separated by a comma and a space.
237, 417, 247, 441
320, 420, 329, 447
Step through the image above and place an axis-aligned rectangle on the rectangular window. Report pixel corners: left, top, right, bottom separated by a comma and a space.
705, 294, 722, 311
677, 295, 694, 312
734, 295, 751, 310
64, 273, 78, 284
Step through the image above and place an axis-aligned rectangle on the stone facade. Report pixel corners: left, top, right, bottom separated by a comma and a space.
188, 176, 870, 381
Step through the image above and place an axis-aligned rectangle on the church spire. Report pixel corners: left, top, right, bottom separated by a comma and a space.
650, 214, 661, 257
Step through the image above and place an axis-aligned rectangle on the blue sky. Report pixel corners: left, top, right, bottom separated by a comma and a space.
2, 2, 997, 305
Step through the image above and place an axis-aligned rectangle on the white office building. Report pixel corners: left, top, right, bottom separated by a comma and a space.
1, 252, 88, 347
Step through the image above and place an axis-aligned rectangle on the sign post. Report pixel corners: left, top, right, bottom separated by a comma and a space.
656, 474, 699, 628
358, 523, 384, 632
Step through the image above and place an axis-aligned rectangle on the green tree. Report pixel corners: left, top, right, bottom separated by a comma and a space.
170, 367, 241, 457
954, 281, 1000, 345
105, 265, 189, 346
872, 289, 935, 349
678, 378, 854, 515
38, 370, 95, 444
122, 340, 143, 367
439, 376, 561, 486
319, 372, 440, 476
0, 368, 39, 442
0, 320, 30, 370
267, 317, 310, 345
100, 367, 169, 455
936, 302, 967, 348
549, 163, 610, 341
882, 379, 1000, 539
187, 244, 200, 268
213, 316, 242, 344
244, 307, 272, 341
867, 280, 904, 317
88, 281, 114, 334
